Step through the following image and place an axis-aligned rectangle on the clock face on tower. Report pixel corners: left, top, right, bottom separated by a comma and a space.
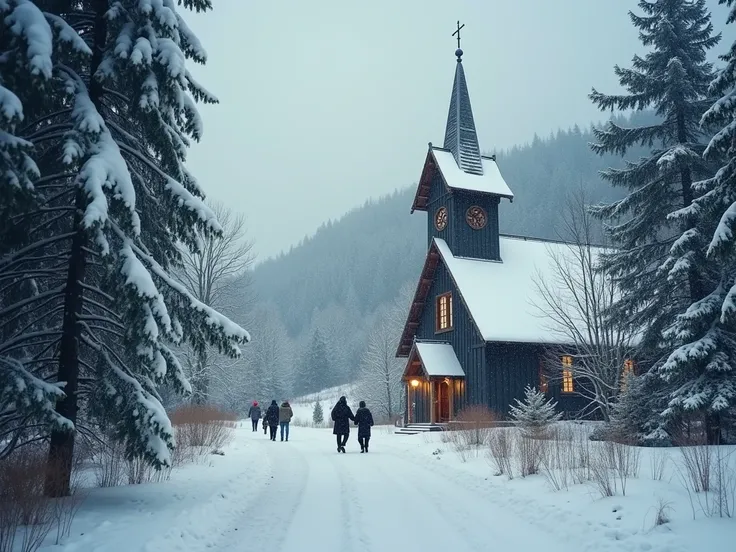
435, 207, 448, 231
466, 206, 487, 230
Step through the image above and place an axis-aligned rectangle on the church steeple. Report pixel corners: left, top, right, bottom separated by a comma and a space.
443, 40, 483, 176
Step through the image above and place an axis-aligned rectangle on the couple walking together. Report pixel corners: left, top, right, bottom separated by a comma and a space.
332, 396, 374, 453
248, 400, 293, 441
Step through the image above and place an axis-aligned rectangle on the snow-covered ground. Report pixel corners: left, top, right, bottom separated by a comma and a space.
36, 424, 735, 552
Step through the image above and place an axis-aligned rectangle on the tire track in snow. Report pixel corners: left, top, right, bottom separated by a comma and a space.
218, 438, 310, 551
328, 451, 372, 552
364, 454, 488, 552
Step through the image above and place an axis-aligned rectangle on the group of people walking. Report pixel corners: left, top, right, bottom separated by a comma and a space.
247, 400, 293, 441
246, 396, 375, 453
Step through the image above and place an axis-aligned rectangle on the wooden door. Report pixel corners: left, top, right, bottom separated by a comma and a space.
434, 380, 451, 422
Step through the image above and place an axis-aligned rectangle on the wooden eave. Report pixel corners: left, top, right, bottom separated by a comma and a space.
410, 149, 436, 213
396, 244, 442, 357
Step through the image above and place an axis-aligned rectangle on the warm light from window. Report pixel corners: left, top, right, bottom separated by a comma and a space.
436, 293, 453, 331
562, 356, 574, 393
410, 379, 420, 388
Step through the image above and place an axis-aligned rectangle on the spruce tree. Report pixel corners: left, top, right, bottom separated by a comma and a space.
509, 386, 562, 436
589, 0, 720, 357
659, 0, 736, 443
0, 1, 250, 494
312, 401, 324, 425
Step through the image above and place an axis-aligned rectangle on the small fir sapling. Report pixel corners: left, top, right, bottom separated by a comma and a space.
509, 386, 563, 437
312, 401, 324, 425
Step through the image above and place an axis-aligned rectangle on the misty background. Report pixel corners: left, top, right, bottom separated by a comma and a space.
175, 1, 736, 412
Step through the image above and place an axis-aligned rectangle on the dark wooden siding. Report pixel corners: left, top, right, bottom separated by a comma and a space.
486, 343, 590, 417
414, 260, 486, 414
450, 191, 500, 261
406, 380, 431, 423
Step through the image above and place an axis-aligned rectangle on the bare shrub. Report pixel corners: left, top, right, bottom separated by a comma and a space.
487, 428, 514, 478
0, 449, 54, 552
92, 439, 127, 488
46, 465, 85, 546
126, 456, 166, 485
448, 406, 496, 447
653, 498, 673, 527
517, 434, 547, 477
541, 426, 575, 490
678, 441, 712, 493
589, 443, 616, 497
571, 427, 592, 484
708, 446, 736, 518
446, 429, 469, 462
648, 448, 668, 481
170, 405, 237, 458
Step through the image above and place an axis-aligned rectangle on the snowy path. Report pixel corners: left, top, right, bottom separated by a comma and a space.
51, 425, 727, 552
209, 428, 577, 552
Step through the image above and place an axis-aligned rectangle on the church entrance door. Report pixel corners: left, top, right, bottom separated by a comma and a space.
433, 379, 451, 423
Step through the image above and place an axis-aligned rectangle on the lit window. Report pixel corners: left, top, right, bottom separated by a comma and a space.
436, 293, 453, 331
561, 355, 574, 393
621, 359, 635, 391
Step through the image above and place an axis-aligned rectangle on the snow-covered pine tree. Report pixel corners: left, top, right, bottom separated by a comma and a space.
312, 401, 324, 425
509, 386, 562, 437
0, 0, 92, 459
297, 328, 331, 395
660, 0, 736, 444
589, 0, 720, 358
0, 1, 250, 495
608, 372, 670, 445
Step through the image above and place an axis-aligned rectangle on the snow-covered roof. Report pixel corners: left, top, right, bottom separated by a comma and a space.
413, 342, 466, 377
432, 148, 513, 199
433, 236, 607, 344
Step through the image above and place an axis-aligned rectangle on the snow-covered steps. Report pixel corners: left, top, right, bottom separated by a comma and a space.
394, 423, 447, 435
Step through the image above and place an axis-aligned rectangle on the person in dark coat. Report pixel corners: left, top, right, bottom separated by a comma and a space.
265, 400, 280, 441
247, 401, 261, 432
354, 400, 374, 453
331, 396, 355, 453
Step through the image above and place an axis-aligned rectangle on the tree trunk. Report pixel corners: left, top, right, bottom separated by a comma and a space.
705, 412, 721, 445
45, 192, 87, 497
45, 0, 107, 497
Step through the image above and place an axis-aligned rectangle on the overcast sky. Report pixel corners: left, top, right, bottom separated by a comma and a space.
184, 0, 734, 261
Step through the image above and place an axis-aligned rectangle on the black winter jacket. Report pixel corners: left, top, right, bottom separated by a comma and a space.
354, 407, 374, 438
331, 398, 355, 435
265, 403, 280, 426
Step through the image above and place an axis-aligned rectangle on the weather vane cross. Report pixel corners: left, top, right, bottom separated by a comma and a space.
452, 20, 465, 50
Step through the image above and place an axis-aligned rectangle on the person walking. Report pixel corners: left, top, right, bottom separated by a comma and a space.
262, 415, 268, 435
279, 401, 294, 441
331, 396, 355, 453
354, 400, 374, 453
265, 400, 280, 441
247, 401, 261, 432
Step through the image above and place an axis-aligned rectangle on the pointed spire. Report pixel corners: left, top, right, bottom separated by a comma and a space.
443, 41, 484, 176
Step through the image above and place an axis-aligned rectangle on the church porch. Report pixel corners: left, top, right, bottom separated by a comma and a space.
403, 342, 465, 425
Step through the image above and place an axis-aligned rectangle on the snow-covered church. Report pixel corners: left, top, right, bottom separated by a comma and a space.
397, 45, 598, 424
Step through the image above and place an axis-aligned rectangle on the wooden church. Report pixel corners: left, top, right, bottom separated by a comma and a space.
397, 42, 597, 424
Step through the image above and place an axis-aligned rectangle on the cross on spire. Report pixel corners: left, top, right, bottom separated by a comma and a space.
452, 21, 465, 51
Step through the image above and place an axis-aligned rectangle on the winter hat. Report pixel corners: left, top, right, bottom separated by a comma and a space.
359, 400, 366, 408
339, 396, 347, 404
271, 400, 277, 406
253, 401, 258, 407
